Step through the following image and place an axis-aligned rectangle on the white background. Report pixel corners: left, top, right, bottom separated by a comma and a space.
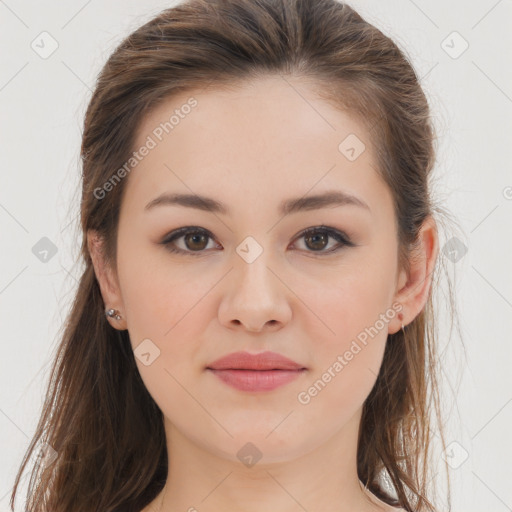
1, 1, 511, 511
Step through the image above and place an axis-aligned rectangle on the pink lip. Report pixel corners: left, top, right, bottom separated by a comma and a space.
206, 351, 307, 392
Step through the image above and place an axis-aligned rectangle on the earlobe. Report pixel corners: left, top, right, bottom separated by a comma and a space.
87, 230, 127, 330
390, 216, 439, 334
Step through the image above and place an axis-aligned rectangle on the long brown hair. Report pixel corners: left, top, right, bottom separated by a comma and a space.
10, 1, 460, 510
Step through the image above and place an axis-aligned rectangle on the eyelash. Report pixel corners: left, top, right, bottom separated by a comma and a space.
159, 225, 355, 257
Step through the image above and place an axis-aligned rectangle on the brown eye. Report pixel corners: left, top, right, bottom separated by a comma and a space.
183, 232, 209, 251
304, 231, 329, 251
161, 227, 218, 256
293, 226, 354, 254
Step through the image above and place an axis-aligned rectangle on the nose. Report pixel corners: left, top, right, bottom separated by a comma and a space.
217, 249, 292, 333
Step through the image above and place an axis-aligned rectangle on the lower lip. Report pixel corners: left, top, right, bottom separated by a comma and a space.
207, 368, 306, 391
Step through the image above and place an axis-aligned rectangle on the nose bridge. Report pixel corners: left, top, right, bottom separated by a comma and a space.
218, 233, 291, 330
234, 234, 278, 297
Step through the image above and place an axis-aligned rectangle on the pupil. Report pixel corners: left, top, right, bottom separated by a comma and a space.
187, 233, 207, 250
307, 233, 327, 250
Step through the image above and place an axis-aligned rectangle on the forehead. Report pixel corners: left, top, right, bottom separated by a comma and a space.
134, 75, 371, 151
123, 75, 391, 220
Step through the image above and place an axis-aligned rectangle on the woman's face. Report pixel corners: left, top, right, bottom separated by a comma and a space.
107, 76, 409, 463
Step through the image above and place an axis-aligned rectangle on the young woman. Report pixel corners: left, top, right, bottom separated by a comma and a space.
10, 0, 456, 511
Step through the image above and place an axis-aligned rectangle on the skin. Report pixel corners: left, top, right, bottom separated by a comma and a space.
88, 75, 438, 512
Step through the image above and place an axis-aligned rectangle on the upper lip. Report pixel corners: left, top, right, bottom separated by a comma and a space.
206, 351, 306, 371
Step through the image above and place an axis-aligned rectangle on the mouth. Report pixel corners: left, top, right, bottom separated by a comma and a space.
205, 351, 307, 392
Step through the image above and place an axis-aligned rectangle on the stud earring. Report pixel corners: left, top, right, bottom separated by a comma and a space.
105, 308, 122, 321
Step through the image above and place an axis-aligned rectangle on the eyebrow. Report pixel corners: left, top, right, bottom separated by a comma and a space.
144, 190, 371, 215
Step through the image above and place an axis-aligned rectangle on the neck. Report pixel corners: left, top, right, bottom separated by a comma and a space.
152, 407, 385, 512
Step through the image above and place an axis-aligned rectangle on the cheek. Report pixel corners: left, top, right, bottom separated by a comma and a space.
308, 261, 395, 340
293, 289, 390, 432
119, 261, 212, 421
313, 295, 388, 382
117, 248, 209, 358
301, 260, 396, 393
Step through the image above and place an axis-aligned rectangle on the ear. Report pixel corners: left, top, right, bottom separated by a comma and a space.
87, 230, 127, 330
389, 215, 439, 334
